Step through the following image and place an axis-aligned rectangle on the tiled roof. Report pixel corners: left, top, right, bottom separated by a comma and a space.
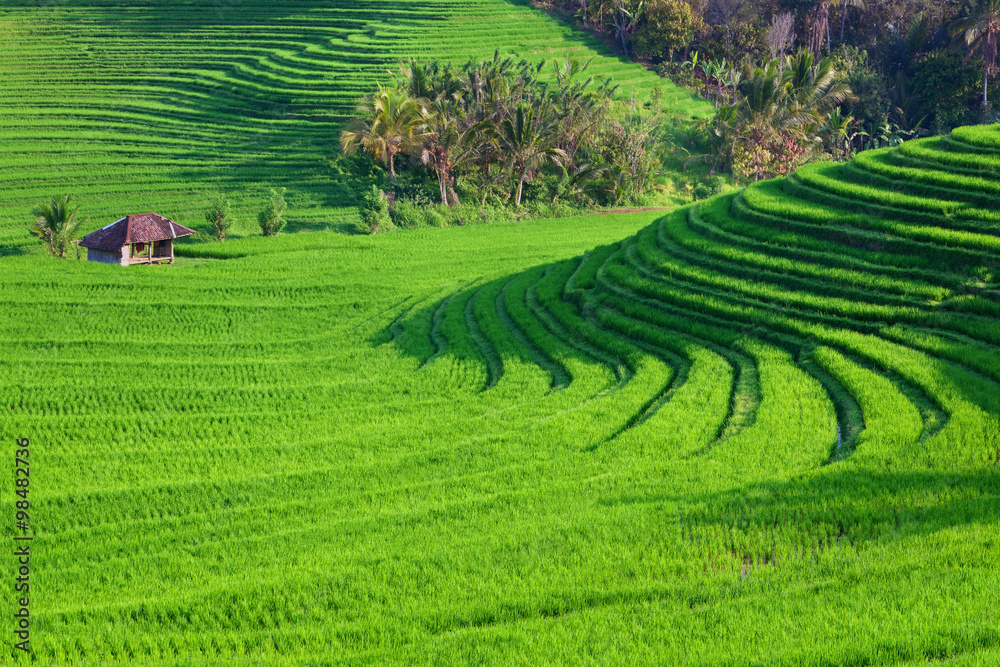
79, 213, 195, 251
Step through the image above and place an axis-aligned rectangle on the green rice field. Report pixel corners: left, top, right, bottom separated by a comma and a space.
2, 120, 1000, 662
1, 0, 1000, 664
0, 0, 709, 251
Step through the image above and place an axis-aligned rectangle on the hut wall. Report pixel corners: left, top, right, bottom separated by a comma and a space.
86, 247, 127, 265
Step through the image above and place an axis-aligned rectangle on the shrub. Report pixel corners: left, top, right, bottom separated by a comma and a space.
204, 195, 233, 241
29, 195, 83, 259
424, 207, 446, 227
911, 50, 979, 132
731, 127, 807, 183
257, 188, 287, 236
477, 206, 517, 225
632, 0, 701, 62
359, 186, 393, 233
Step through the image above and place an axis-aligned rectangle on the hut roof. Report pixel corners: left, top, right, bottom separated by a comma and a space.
79, 213, 195, 251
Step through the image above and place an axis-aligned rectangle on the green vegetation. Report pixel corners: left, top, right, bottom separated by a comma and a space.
257, 187, 288, 237
0, 0, 710, 255
547, 0, 1000, 180
2, 0, 999, 663
29, 195, 84, 259
337, 54, 690, 222
204, 196, 234, 242
3, 114, 1000, 662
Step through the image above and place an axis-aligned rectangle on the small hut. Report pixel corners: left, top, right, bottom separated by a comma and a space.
79, 213, 195, 266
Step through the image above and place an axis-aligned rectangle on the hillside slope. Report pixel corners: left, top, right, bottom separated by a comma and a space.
0, 126, 998, 663
0, 0, 709, 251
425, 125, 1000, 470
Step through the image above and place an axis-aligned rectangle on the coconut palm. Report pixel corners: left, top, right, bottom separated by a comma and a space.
339, 85, 421, 179
417, 98, 484, 206
950, 0, 1000, 106
498, 103, 565, 207
809, 1, 831, 54
30, 195, 83, 258
783, 49, 856, 118
839, 0, 865, 41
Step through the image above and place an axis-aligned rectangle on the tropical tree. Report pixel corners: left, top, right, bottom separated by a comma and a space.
783, 49, 856, 119
339, 85, 422, 179
600, 99, 665, 203
632, 0, 701, 62
706, 0, 747, 57
693, 51, 855, 181
839, 0, 865, 41
550, 58, 615, 167
417, 98, 484, 206
257, 188, 287, 236
821, 108, 855, 157
204, 195, 233, 242
609, 0, 643, 55
950, 0, 1000, 106
30, 195, 83, 258
809, 1, 832, 55
498, 103, 564, 206
886, 12, 930, 74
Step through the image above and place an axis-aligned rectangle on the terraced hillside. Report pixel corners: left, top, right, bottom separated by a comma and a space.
0, 0, 709, 252
2, 126, 999, 663
405, 125, 1000, 462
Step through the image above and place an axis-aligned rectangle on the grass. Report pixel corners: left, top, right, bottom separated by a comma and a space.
3, 128, 1000, 663
0, 1, 999, 662
0, 0, 711, 252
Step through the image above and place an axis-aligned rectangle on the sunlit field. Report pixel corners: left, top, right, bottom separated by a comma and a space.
0, 0, 709, 253
1, 0, 999, 663
2, 126, 1000, 663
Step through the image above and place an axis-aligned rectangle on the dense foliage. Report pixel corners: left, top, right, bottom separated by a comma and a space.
543, 0, 1000, 177
340, 55, 676, 229
693, 49, 855, 180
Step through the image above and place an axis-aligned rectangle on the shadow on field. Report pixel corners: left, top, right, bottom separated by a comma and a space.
378, 265, 604, 393
603, 466, 1000, 554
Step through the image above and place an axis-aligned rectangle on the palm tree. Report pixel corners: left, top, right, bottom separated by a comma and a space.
783, 50, 856, 118
951, 0, 1000, 106
498, 103, 564, 207
550, 58, 614, 167
839, 0, 865, 41
809, 1, 831, 54
339, 85, 421, 179
886, 12, 930, 74
418, 98, 484, 206
30, 195, 83, 258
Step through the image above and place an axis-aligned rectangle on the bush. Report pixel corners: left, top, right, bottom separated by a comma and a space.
359, 185, 393, 234
477, 206, 517, 225
204, 195, 233, 242
655, 61, 701, 90
389, 199, 425, 229
632, 0, 700, 62
731, 127, 807, 183
911, 50, 979, 132
424, 207, 446, 227
257, 188, 287, 236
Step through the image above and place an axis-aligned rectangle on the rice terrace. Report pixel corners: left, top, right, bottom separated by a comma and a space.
1, 0, 999, 665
